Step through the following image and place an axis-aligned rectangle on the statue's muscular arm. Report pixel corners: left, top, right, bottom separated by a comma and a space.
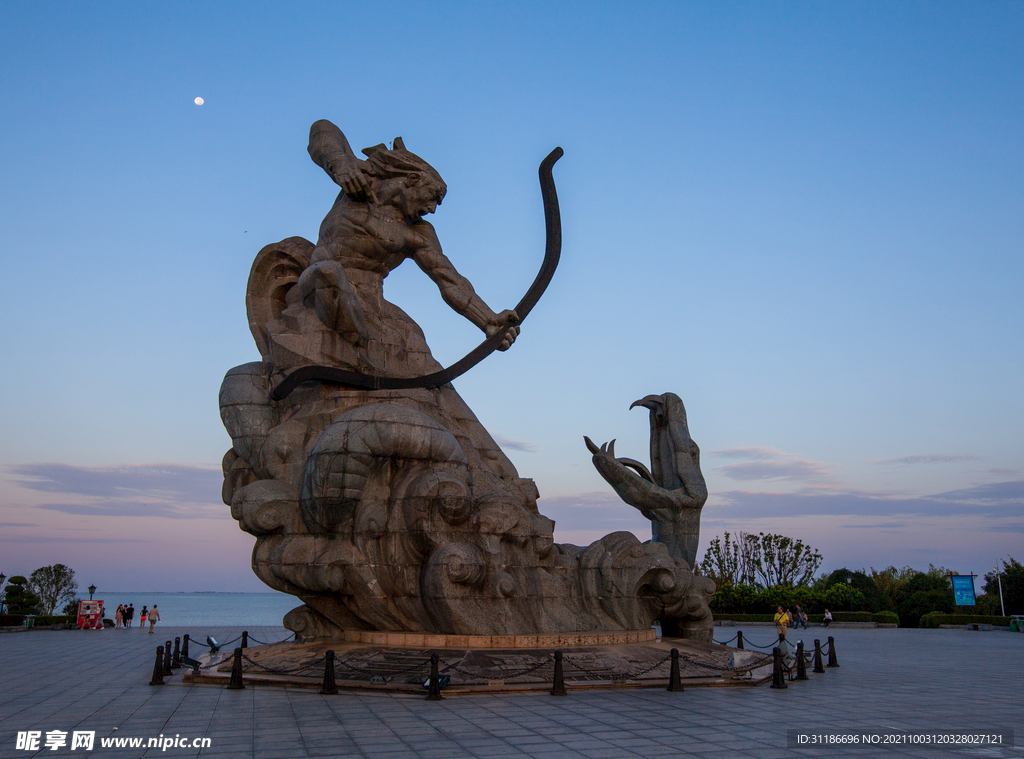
308, 120, 375, 202
409, 223, 520, 350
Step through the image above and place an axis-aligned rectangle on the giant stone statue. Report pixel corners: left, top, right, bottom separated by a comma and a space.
219, 120, 715, 641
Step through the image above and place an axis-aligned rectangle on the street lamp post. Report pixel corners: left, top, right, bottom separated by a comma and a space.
999, 569, 1007, 618
88, 584, 96, 601
847, 577, 853, 612
0, 572, 6, 616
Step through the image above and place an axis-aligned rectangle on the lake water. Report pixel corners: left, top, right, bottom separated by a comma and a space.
76, 592, 298, 628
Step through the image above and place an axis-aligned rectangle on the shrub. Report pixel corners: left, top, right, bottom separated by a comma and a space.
711, 613, 776, 622
873, 611, 899, 625
0, 614, 26, 626
828, 611, 875, 623
919, 612, 1010, 628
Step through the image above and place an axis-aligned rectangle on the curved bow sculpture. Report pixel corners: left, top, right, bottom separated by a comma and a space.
270, 147, 563, 401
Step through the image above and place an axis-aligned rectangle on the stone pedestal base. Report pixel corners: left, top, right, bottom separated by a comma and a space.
183, 636, 772, 694
338, 629, 656, 649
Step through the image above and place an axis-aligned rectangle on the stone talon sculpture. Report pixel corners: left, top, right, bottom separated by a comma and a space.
585, 393, 708, 569
219, 121, 714, 641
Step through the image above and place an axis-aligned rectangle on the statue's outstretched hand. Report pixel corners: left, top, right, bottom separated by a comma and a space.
329, 157, 376, 202
487, 309, 520, 351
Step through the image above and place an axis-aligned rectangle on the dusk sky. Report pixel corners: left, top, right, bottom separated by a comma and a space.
1, 2, 1021, 593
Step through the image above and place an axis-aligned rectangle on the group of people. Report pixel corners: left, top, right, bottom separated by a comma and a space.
112, 603, 160, 632
774, 605, 834, 639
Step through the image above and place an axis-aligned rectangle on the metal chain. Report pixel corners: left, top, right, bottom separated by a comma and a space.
239, 652, 326, 676
562, 652, 672, 681
677, 652, 772, 673
713, 634, 738, 645
245, 632, 296, 646
333, 656, 429, 680
440, 654, 552, 681
741, 639, 778, 649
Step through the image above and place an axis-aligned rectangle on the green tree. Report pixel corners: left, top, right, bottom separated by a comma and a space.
747, 533, 822, 587
983, 557, 1024, 616
28, 564, 78, 616
822, 567, 897, 612
895, 568, 955, 627
697, 532, 756, 586
868, 565, 917, 612
2, 576, 39, 615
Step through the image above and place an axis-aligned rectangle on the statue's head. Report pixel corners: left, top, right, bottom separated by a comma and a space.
362, 137, 447, 220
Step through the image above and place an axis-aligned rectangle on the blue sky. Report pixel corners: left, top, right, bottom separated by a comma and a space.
1, 2, 1021, 592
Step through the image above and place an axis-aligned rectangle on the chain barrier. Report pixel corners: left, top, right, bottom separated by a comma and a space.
720, 630, 834, 656
677, 652, 772, 673
333, 656, 429, 680
239, 652, 327, 677
713, 634, 738, 645
739, 638, 777, 649
245, 632, 297, 646
561, 652, 672, 681
440, 654, 553, 681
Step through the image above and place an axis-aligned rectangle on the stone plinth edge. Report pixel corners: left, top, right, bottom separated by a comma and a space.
339, 629, 656, 648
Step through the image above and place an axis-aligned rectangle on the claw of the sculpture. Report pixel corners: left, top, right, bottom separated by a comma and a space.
584, 436, 601, 455
630, 395, 662, 412
607, 439, 616, 458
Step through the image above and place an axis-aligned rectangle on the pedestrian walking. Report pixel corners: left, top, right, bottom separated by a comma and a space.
794, 605, 808, 629
148, 605, 160, 634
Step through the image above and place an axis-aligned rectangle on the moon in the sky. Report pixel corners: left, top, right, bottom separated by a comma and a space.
194, 97, 204, 105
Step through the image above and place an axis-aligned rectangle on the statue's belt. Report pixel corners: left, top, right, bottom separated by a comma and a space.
270, 147, 563, 401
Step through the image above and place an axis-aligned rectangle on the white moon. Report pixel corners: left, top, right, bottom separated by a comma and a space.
194, 97, 204, 105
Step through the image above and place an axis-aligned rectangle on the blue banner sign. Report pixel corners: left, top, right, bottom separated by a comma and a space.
951, 575, 976, 606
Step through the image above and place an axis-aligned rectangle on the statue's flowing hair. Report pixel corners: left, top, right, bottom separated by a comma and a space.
361, 137, 446, 198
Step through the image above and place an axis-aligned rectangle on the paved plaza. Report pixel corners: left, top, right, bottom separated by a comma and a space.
1, 625, 1020, 759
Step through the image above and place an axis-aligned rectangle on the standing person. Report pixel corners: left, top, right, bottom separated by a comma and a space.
774, 605, 789, 641
114, 605, 123, 629
126, 603, 134, 628
823, 609, 833, 628
148, 605, 160, 634
794, 605, 806, 629
139, 606, 147, 630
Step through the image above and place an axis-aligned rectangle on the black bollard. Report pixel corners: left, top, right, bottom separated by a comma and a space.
667, 648, 683, 692
171, 637, 181, 669
795, 641, 808, 680
426, 653, 443, 701
227, 648, 245, 690
149, 646, 165, 686
241, 631, 248, 649
182, 635, 190, 661
320, 650, 337, 695
769, 647, 787, 689
551, 650, 567, 696
163, 641, 173, 676
736, 631, 744, 650
813, 639, 825, 673
827, 636, 839, 668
